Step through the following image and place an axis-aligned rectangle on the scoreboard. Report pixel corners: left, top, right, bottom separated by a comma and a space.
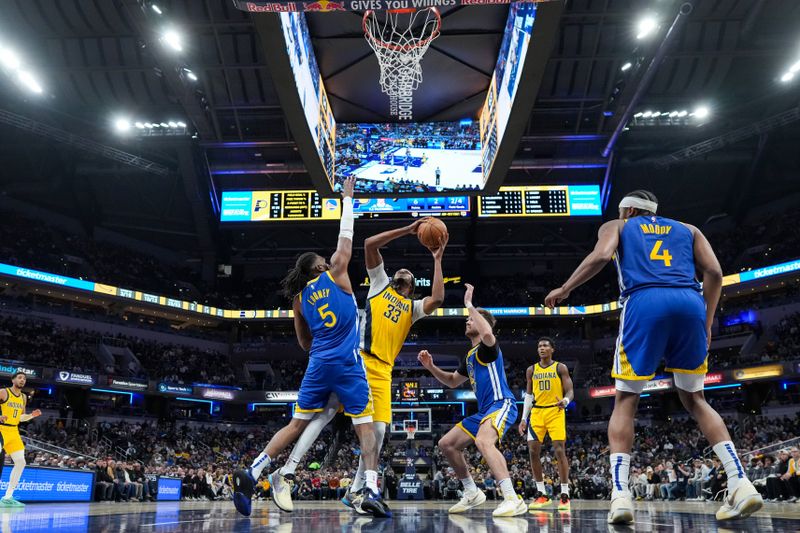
478, 185, 602, 217
220, 190, 341, 222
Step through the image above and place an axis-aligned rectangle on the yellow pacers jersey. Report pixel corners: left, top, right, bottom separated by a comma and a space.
360, 285, 414, 366
0, 389, 25, 426
531, 362, 562, 407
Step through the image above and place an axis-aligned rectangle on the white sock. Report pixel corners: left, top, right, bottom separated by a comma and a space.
250, 452, 271, 481
5, 452, 25, 499
365, 470, 379, 493
610, 453, 631, 499
351, 459, 366, 492
461, 477, 477, 494
279, 407, 336, 476
498, 478, 516, 500
561, 483, 569, 496
536, 481, 546, 494
713, 441, 745, 491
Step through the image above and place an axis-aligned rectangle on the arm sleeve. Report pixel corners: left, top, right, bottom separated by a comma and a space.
456, 356, 468, 377
475, 342, 499, 364
367, 263, 391, 298
522, 393, 534, 421
411, 299, 429, 323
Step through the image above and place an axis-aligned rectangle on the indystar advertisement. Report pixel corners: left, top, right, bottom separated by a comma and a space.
157, 477, 182, 501
158, 383, 193, 395
55, 370, 96, 386
0, 467, 94, 502
108, 377, 149, 391
0, 360, 41, 379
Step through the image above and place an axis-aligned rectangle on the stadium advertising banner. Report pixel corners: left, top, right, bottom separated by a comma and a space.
263, 391, 299, 402
0, 467, 94, 502
157, 477, 182, 501
733, 364, 784, 381
55, 370, 96, 386
589, 373, 725, 398
235, 0, 557, 13
397, 473, 424, 500
108, 377, 149, 391
0, 360, 41, 379
158, 383, 193, 395
1, 256, 799, 321
220, 190, 341, 222
197, 387, 237, 401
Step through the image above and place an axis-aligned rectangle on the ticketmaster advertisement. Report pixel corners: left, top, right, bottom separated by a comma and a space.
0, 467, 94, 502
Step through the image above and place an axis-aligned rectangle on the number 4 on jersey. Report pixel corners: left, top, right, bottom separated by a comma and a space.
649, 240, 672, 266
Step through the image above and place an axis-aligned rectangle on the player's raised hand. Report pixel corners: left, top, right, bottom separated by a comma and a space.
518, 419, 528, 436
544, 287, 571, 309
417, 350, 433, 369
431, 233, 448, 261
464, 283, 475, 308
407, 218, 425, 235
31, 409, 42, 418
341, 176, 356, 199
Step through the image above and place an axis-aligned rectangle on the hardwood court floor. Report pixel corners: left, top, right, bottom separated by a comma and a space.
1, 499, 798, 532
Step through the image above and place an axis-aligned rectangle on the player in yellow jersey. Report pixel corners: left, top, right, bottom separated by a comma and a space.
518, 337, 574, 512
268, 218, 446, 512
0, 372, 41, 507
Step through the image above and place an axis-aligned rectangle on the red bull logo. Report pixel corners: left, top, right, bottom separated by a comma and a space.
303, 0, 346, 11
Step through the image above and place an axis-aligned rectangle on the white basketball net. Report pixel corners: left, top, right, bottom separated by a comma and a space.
363, 8, 441, 118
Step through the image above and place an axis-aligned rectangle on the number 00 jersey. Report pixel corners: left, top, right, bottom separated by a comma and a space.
300, 271, 360, 364
0, 388, 25, 426
531, 362, 562, 407
614, 215, 701, 298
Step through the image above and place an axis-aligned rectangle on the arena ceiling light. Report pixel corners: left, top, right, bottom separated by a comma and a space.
161, 29, 183, 52
621, 62, 632, 71
114, 117, 132, 133
692, 106, 710, 119
116, 116, 190, 136
183, 68, 198, 82
631, 105, 711, 126
636, 16, 659, 39
16, 70, 43, 94
0, 47, 21, 70
151, 4, 163, 15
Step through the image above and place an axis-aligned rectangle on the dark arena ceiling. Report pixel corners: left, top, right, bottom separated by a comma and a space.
0, 0, 799, 265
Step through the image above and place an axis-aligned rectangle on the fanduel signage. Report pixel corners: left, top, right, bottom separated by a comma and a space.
264, 391, 299, 402
56, 371, 96, 386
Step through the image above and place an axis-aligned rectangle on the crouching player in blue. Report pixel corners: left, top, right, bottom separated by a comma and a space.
418, 284, 525, 517
232, 177, 390, 518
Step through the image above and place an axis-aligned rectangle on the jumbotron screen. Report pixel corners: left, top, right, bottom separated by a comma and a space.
336, 122, 482, 195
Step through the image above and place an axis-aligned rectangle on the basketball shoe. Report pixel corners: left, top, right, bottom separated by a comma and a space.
448, 489, 486, 513
715, 479, 763, 521
493, 494, 527, 517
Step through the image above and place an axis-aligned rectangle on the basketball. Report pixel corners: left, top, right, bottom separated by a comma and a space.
417, 217, 448, 249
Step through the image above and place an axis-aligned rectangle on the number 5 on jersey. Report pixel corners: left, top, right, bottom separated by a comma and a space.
318, 303, 337, 328
649, 240, 672, 266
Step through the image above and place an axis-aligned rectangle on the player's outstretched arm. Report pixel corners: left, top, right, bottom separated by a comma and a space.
557, 363, 574, 409
464, 284, 495, 347
545, 220, 622, 308
364, 219, 424, 270
422, 233, 448, 314
687, 224, 723, 346
292, 297, 313, 351
330, 177, 356, 293
417, 350, 467, 389
19, 394, 41, 422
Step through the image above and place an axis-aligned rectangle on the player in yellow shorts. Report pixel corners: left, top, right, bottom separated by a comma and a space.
518, 338, 573, 511
268, 219, 447, 512
0, 372, 42, 507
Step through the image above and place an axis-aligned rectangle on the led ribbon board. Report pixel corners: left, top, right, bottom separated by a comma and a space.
478, 185, 602, 217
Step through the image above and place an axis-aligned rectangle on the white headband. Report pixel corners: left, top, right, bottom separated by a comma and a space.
619, 196, 658, 214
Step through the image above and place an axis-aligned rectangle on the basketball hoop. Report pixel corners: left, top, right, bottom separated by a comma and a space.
362, 8, 441, 119
405, 425, 417, 440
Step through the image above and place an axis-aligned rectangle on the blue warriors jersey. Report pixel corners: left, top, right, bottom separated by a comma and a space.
458, 343, 515, 412
613, 215, 701, 298
300, 271, 360, 364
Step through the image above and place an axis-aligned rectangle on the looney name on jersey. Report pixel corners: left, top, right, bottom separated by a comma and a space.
306, 288, 330, 306
381, 291, 410, 313
639, 223, 673, 235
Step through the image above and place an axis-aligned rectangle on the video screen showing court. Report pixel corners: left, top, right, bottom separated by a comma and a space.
335, 122, 482, 195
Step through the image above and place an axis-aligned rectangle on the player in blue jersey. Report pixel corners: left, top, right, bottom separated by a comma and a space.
418, 284, 526, 517
232, 177, 390, 519
545, 190, 762, 524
